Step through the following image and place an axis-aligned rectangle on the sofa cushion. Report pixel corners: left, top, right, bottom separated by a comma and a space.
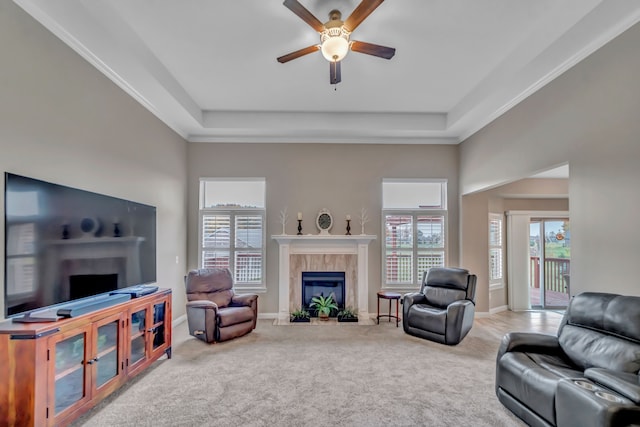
527, 353, 583, 379
408, 304, 446, 334
423, 286, 467, 308
559, 324, 640, 373
564, 293, 640, 343
423, 267, 469, 289
218, 306, 255, 327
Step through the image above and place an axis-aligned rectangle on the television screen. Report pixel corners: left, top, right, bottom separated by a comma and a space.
4, 173, 157, 318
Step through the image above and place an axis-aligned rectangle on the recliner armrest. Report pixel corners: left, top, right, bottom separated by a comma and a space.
446, 299, 473, 313
186, 299, 218, 310
585, 368, 640, 404
497, 331, 561, 361
231, 293, 258, 307
186, 299, 218, 343
403, 292, 427, 306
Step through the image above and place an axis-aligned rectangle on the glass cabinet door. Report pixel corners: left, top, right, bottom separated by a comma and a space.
152, 302, 166, 350
52, 330, 88, 415
94, 318, 120, 389
130, 308, 147, 366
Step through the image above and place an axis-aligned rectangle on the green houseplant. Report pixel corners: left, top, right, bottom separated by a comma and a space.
290, 307, 310, 323
309, 294, 338, 320
337, 306, 358, 323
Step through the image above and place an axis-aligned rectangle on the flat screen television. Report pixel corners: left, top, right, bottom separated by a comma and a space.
4, 173, 156, 319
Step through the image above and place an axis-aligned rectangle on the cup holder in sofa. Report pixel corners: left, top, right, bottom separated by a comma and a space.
595, 390, 629, 404
572, 379, 631, 403
573, 379, 598, 391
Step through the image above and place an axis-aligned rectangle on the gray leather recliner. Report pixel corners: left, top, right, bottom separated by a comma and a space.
402, 267, 477, 345
495, 292, 640, 427
185, 268, 258, 343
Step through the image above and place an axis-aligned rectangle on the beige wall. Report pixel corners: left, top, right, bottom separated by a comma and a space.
460, 21, 640, 298
0, 2, 188, 320
187, 143, 460, 314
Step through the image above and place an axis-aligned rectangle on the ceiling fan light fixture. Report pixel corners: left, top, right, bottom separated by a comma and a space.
320, 26, 350, 62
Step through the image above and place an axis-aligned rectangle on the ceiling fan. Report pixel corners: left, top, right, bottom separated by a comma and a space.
277, 0, 396, 85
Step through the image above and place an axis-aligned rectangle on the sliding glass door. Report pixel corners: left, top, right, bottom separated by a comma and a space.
529, 218, 571, 308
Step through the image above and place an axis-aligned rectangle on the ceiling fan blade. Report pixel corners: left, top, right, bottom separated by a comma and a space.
283, 0, 324, 33
330, 61, 341, 84
343, 0, 385, 32
277, 45, 320, 63
350, 40, 395, 59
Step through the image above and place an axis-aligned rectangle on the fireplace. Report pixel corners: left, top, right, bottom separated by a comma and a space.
302, 271, 345, 317
272, 235, 376, 323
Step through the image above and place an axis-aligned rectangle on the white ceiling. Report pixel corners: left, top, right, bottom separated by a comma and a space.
15, 0, 640, 144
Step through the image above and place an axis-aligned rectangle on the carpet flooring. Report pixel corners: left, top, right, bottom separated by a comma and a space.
71, 318, 531, 427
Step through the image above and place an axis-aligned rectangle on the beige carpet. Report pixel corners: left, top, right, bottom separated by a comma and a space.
72, 319, 526, 427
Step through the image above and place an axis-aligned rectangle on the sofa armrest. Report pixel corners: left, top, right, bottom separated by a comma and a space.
497, 331, 561, 362
585, 368, 640, 404
231, 293, 258, 307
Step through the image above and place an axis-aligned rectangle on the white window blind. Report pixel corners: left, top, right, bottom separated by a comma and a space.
199, 178, 266, 289
489, 214, 504, 285
382, 180, 447, 288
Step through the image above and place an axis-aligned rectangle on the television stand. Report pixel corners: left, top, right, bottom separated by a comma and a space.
0, 288, 172, 427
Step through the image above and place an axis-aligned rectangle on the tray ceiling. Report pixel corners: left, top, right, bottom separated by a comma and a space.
14, 0, 640, 144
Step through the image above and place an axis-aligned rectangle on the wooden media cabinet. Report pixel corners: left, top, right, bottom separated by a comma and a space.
0, 288, 172, 426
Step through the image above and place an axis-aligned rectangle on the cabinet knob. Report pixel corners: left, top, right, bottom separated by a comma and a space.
86, 357, 99, 365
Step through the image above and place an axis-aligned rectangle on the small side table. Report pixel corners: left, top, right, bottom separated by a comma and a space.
377, 290, 401, 327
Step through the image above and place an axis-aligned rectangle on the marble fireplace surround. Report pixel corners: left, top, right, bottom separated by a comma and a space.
272, 235, 376, 324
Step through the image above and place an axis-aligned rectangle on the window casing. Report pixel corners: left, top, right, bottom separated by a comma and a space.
382, 180, 447, 288
199, 178, 266, 290
489, 213, 504, 289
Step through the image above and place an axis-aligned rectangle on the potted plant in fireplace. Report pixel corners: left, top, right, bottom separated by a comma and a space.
309, 294, 338, 321
290, 307, 310, 323
337, 306, 358, 323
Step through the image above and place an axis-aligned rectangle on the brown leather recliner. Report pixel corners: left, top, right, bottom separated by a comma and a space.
185, 268, 258, 343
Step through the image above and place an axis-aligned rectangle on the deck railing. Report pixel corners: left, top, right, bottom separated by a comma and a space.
529, 256, 570, 293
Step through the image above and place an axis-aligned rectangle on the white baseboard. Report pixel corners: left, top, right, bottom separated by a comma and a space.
258, 312, 278, 320
490, 305, 509, 314
172, 314, 187, 327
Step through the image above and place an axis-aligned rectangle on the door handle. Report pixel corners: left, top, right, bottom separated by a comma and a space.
86, 357, 99, 365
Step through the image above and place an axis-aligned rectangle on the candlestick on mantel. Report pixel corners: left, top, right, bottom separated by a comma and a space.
297, 219, 303, 235
346, 219, 351, 235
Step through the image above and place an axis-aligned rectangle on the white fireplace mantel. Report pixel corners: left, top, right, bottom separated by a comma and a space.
272, 234, 376, 322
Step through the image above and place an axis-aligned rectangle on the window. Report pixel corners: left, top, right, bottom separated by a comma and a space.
382, 180, 447, 287
199, 178, 266, 289
489, 213, 503, 289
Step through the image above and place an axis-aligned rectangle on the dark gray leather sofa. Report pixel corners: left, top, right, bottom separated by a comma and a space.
402, 267, 477, 345
495, 292, 640, 427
